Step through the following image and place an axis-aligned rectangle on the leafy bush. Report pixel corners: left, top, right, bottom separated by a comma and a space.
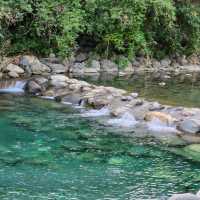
0, 0, 200, 58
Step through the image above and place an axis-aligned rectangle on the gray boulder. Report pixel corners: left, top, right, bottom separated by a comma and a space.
45, 63, 68, 74
168, 193, 200, 200
20, 55, 51, 75
8, 71, 19, 78
178, 118, 200, 134
101, 59, 118, 73
6, 64, 24, 75
25, 80, 42, 95
161, 58, 171, 67
50, 75, 68, 88
84, 60, 101, 73
34, 77, 49, 90
69, 63, 85, 75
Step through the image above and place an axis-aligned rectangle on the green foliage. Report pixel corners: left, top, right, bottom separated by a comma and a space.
0, 0, 200, 58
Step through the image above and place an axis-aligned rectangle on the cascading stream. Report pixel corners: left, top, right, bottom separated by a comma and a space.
0, 80, 26, 94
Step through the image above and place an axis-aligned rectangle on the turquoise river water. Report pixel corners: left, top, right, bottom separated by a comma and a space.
0, 94, 200, 200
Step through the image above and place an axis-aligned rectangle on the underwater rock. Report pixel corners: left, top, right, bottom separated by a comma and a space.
108, 157, 124, 165
184, 144, 200, 154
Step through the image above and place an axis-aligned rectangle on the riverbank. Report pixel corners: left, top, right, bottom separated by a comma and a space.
1, 53, 200, 80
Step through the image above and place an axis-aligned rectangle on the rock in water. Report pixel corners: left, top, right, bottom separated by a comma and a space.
45, 63, 68, 74
25, 80, 42, 95
145, 111, 176, 126
50, 75, 68, 88
178, 118, 200, 134
168, 193, 200, 200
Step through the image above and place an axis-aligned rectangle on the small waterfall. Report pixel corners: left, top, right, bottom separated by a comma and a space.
0, 80, 26, 94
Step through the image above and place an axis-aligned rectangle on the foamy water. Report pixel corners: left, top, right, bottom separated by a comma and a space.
0, 80, 26, 93
81, 107, 110, 117
147, 119, 178, 133
107, 112, 138, 128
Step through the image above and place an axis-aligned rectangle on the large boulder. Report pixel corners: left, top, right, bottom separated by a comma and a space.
20, 55, 51, 75
69, 63, 85, 75
8, 71, 19, 78
145, 111, 176, 126
168, 193, 200, 200
50, 75, 69, 88
178, 118, 200, 134
34, 77, 49, 91
25, 80, 42, 95
6, 64, 24, 75
100, 60, 118, 73
44, 63, 68, 74
84, 60, 101, 73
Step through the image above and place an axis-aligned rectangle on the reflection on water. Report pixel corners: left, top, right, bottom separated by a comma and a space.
79, 72, 200, 107
0, 95, 200, 199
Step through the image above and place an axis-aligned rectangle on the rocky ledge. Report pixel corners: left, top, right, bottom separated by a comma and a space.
1, 53, 200, 79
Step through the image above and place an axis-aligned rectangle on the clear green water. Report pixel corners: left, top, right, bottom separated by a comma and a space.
0, 95, 200, 200
82, 73, 200, 107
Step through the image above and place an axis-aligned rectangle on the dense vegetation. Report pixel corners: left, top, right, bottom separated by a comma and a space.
0, 0, 200, 59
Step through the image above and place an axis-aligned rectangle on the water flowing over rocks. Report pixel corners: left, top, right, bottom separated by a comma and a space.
18, 73, 200, 150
